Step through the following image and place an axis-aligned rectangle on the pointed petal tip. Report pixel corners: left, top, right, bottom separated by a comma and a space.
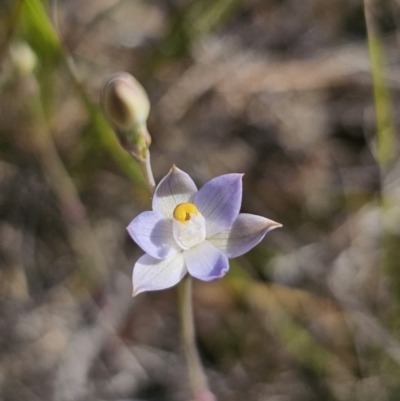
229, 172, 244, 185
126, 219, 134, 232
269, 221, 283, 229
264, 219, 283, 231
132, 284, 144, 296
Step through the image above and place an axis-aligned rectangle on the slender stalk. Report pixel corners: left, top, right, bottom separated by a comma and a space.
137, 148, 156, 196
179, 276, 210, 400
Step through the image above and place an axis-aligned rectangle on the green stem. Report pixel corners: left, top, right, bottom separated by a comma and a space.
179, 275, 209, 399
137, 148, 156, 196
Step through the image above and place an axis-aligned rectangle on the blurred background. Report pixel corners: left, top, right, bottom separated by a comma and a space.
1, 0, 400, 400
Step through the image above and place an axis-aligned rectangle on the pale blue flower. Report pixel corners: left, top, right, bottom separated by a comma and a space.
128, 166, 282, 295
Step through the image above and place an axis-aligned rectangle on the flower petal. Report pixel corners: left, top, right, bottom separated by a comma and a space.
184, 240, 229, 281
153, 166, 198, 218
127, 211, 180, 259
133, 252, 187, 295
194, 174, 243, 237
208, 213, 282, 258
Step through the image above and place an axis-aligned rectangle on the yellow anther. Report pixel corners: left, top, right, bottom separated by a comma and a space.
173, 203, 199, 224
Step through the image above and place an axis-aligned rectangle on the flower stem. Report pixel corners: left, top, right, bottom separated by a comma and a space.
137, 148, 156, 195
179, 275, 211, 400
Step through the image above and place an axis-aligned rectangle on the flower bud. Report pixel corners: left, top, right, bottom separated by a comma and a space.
102, 72, 150, 129
102, 72, 151, 158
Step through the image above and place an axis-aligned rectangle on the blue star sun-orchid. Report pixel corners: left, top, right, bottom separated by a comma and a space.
128, 166, 281, 295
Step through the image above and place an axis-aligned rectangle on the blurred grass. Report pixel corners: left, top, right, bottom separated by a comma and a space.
364, 0, 396, 170
364, 0, 400, 337
144, 0, 242, 74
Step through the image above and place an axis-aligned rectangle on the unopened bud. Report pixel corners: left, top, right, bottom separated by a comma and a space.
102, 72, 151, 159
102, 72, 150, 130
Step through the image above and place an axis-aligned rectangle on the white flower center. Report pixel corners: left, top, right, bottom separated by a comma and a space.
172, 203, 206, 250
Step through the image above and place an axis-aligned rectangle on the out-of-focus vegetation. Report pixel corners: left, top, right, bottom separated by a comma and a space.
1, 0, 400, 400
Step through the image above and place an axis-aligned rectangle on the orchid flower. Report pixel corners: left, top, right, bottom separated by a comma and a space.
128, 166, 281, 295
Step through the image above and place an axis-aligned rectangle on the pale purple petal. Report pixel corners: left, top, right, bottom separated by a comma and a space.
127, 211, 180, 259
153, 166, 198, 218
194, 174, 243, 237
184, 240, 229, 281
133, 252, 186, 295
207, 213, 282, 258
